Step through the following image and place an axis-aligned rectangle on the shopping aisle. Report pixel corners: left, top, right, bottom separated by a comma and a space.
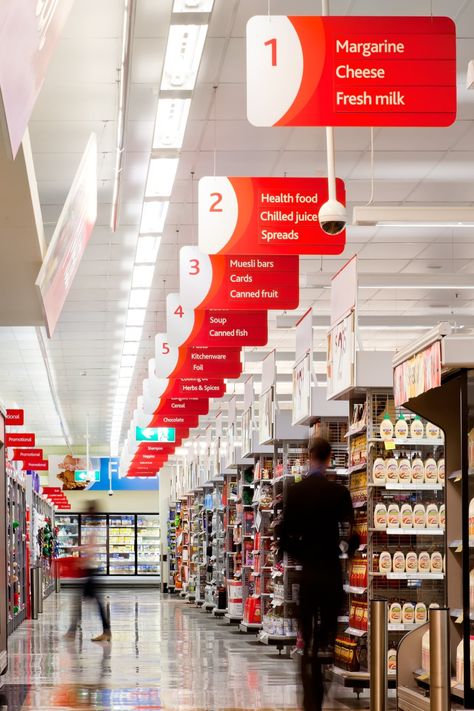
0, 589, 370, 711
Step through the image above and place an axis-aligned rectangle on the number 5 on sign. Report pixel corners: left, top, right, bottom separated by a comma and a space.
247, 15, 304, 127
199, 177, 239, 254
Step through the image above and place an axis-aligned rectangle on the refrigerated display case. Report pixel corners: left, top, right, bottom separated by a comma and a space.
55, 513, 160, 577
137, 514, 161, 575
80, 514, 108, 575
109, 514, 136, 576
56, 514, 80, 558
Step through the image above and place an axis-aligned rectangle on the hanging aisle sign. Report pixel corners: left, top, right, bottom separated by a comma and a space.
144, 375, 226, 400
327, 311, 356, 399
247, 16, 456, 127
166, 293, 268, 347
179, 247, 299, 311
142, 397, 210, 417
292, 308, 313, 426
155, 334, 242, 380
199, 176, 346, 255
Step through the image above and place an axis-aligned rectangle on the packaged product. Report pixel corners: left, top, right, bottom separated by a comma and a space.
354, 602, 365, 630
470, 498, 474, 545
394, 413, 409, 439
424, 458, 439, 484
387, 503, 400, 529
413, 504, 426, 529
422, 631, 430, 673
387, 648, 397, 674
430, 551, 443, 574
388, 602, 402, 624
418, 551, 431, 572
385, 458, 399, 483
402, 602, 415, 625
425, 422, 440, 440
411, 457, 425, 483
398, 458, 412, 483
392, 550, 405, 573
410, 416, 424, 439
362, 603, 368, 632
379, 551, 392, 574
380, 413, 394, 441
456, 639, 463, 684
374, 504, 388, 530
405, 551, 418, 573
426, 503, 439, 529
439, 504, 445, 529
415, 602, 427, 624
372, 457, 386, 485
400, 504, 413, 528
437, 458, 445, 484
470, 569, 474, 610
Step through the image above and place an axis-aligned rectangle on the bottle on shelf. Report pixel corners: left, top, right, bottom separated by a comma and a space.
394, 413, 409, 440
410, 415, 424, 440
380, 413, 394, 441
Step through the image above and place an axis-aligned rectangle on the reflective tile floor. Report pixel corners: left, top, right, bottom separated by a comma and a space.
1, 589, 371, 711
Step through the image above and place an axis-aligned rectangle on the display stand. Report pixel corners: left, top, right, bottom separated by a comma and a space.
31, 489, 56, 601
6, 464, 27, 634
392, 325, 474, 710
167, 504, 177, 593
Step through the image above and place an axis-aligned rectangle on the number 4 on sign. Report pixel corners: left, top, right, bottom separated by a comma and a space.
166, 293, 196, 348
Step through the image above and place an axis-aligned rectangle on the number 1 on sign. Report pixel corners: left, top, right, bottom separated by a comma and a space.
264, 38, 277, 66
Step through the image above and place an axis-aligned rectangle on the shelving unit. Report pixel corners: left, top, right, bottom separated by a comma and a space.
32, 490, 56, 599
6, 465, 27, 634
205, 479, 225, 611
109, 514, 135, 576
137, 514, 161, 576
167, 505, 177, 593
56, 513, 80, 558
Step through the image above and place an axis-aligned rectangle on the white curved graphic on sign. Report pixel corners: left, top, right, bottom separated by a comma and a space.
247, 16, 304, 127
179, 246, 213, 309
143, 377, 168, 400
198, 177, 239, 254
167, 293, 195, 347
143, 392, 161, 416
155, 333, 179, 379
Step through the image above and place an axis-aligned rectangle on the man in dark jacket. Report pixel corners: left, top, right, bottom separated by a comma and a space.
279, 438, 357, 711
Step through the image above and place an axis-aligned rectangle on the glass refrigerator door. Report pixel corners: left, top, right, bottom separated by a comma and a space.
80, 514, 108, 575
56, 514, 80, 558
108, 515, 136, 575
137, 514, 161, 575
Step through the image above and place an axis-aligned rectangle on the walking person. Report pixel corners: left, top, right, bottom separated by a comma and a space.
65, 502, 111, 642
279, 438, 358, 711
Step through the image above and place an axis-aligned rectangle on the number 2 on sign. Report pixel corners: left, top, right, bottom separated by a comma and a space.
209, 192, 223, 212
264, 38, 277, 66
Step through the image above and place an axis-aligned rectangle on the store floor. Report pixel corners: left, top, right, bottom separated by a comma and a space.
1, 589, 372, 711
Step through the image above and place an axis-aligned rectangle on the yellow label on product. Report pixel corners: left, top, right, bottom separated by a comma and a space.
454, 475, 461, 483
455, 544, 463, 554
456, 613, 463, 624
418, 673, 429, 682
384, 441, 396, 451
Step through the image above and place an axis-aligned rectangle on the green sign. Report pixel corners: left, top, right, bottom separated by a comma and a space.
74, 470, 100, 483
135, 426, 176, 443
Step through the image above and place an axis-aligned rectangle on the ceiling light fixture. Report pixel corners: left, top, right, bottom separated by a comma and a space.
140, 201, 169, 234
131, 265, 154, 289
153, 99, 191, 149
353, 205, 474, 227
173, 0, 214, 11
161, 25, 208, 91
145, 158, 179, 198
135, 235, 162, 264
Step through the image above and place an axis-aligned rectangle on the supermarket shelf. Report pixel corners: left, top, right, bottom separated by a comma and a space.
240, 621, 262, 633
388, 623, 420, 631
345, 627, 367, 637
343, 584, 367, 595
331, 666, 396, 689
371, 482, 443, 491
386, 572, 444, 580
347, 462, 367, 475
346, 422, 367, 438
258, 631, 297, 646
369, 438, 444, 446
370, 527, 444, 536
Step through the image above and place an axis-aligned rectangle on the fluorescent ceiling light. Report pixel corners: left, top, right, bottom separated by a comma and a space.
153, 99, 191, 149
132, 265, 154, 289
127, 309, 146, 327
353, 205, 474, 227
129, 289, 151, 308
135, 235, 161, 264
146, 158, 179, 198
121, 355, 137, 367
161, 24, 208, 91
124, 326, 143, 341
173, 0, 214, 10
140, 201, 169, 234
123, 342, 140, 355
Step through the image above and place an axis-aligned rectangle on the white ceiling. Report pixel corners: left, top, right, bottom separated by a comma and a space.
1, 0, 474, 449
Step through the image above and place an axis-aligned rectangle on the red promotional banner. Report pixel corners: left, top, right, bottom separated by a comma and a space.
6, 433, 35, 447
180, 247, 299, 311
22, 460, 48, 471
199, 177, 346, 255
13, 448, 43, 461
6, 409, 24, 426
247, 16, 456, 127
167, 293, 269, 348
155, 336, 242, 380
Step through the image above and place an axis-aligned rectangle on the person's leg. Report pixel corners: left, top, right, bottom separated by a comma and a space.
66, 582, 85, 636
299, 581, 319, 711
85, 575, 111, 640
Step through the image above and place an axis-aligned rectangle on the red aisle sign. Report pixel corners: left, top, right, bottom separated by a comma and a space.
154, 399, 210, 416
167, 293, 268, 348
22, 460, 48, 471
6, 409, 24, 426
155, 335, 242, 380
199, 177, 346, 255
13, 448, 43, 461
247, 16, 456, 127
147, 413, 200, 429
173, 379, 226, 398
6, 433, 35, 447
179, 247, 299, 311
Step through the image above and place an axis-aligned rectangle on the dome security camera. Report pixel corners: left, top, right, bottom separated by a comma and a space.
318, 199, 347, 236
108, 489, 114, 497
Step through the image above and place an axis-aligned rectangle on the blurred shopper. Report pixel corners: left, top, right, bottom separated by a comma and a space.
65, 501, 111, 642
279, 438, 358, 711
